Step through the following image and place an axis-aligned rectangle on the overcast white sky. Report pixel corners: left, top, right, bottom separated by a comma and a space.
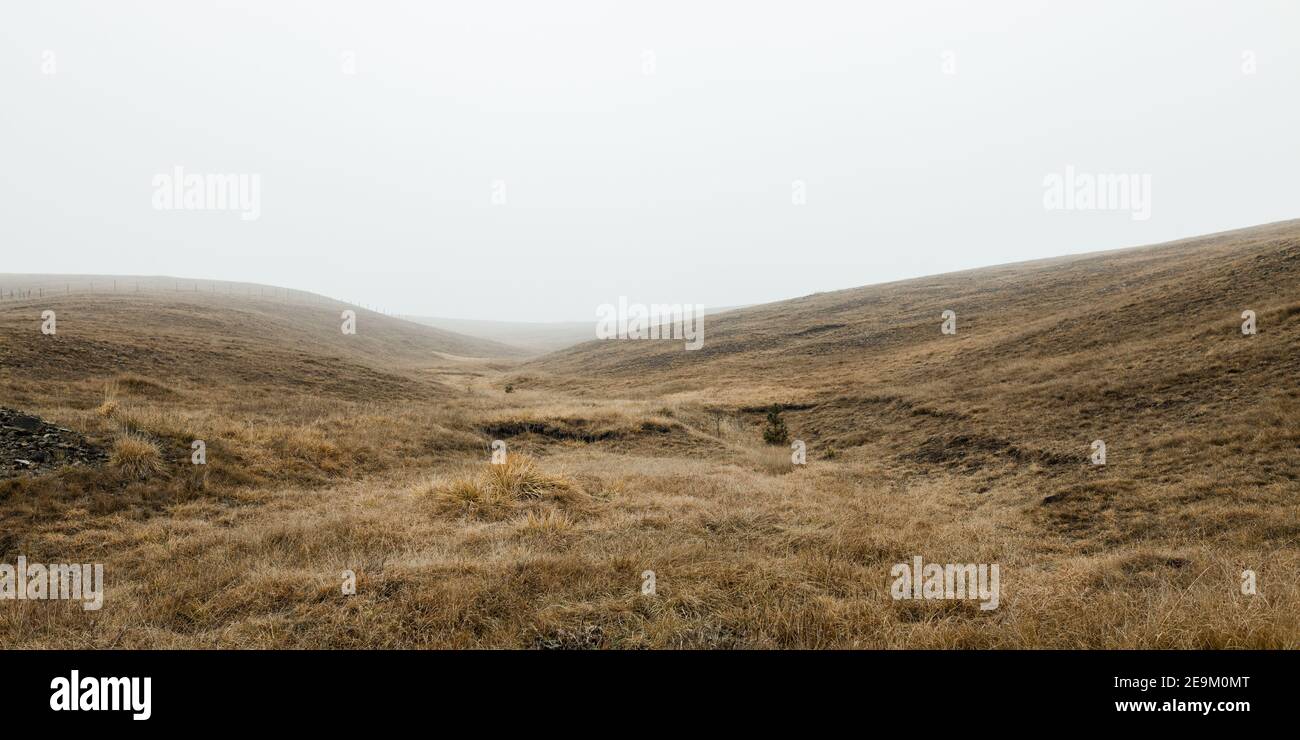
2, 1, 1297, 321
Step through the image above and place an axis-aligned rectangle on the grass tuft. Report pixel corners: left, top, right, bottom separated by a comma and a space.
110, 434, 165, 480
424, 454, 581, 519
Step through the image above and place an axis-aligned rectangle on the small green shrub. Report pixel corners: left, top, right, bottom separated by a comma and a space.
762, 405, 789, 445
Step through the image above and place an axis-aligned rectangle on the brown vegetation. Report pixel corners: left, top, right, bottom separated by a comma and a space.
1, 221, 1298, 648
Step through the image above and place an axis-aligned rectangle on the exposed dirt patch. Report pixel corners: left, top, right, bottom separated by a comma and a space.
482, 416, 729, 458
483, 419, 617, 443
0, 407, 107, 477
738, 402, 818, 413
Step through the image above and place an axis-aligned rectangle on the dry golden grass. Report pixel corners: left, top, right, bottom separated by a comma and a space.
424, 454, 583, 520
95, 380, 120, 419
1, 221, 1299, 648
109, 434, 165, 480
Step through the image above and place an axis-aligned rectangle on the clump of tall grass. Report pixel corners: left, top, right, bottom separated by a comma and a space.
517, 509, 575, 540
423, 454, 581, 519
110, 434, 165, 480
95, 381, 120, 419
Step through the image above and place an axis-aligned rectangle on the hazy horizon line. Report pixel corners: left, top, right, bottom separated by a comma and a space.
3, 215, 1295, 324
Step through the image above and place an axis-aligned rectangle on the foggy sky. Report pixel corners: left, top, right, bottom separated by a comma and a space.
2, 1, 1296, 321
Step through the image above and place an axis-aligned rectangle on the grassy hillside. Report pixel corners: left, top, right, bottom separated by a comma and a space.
0, 286, 516, 530
1, 224, 1297, 648
523, 219, 1300, 619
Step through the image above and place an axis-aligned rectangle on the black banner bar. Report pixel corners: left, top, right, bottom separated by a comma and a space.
8, 649, 1290, 727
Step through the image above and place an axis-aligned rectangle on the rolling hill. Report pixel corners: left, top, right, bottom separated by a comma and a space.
1, 223, 1297, 649
0, 278, 525, 408
521, 218, 1300, 569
